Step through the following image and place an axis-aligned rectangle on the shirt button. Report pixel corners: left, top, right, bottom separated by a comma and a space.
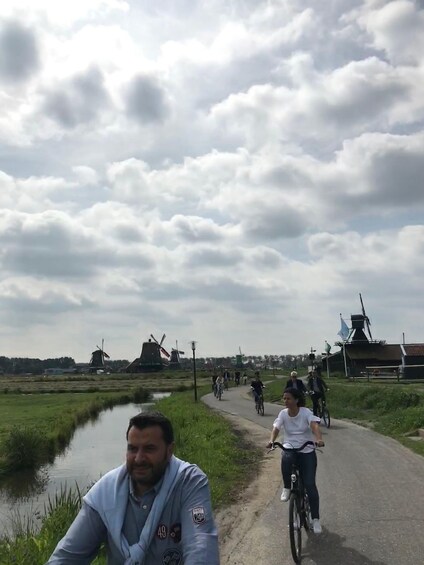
142, 505, 147, 509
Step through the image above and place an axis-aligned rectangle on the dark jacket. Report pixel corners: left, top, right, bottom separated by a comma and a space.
307, 375, 328, 394
284, 378, 307, 393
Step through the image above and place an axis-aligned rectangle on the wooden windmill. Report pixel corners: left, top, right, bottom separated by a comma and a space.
350, 293, 373, 343
235, 346, 244, 368
126, 333, 170, 373
89, 339, 110, 373
169, 341, 185, 370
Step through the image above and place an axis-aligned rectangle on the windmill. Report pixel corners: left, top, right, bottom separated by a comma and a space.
89, 339, 110, 373
169, 341, 185, 370
125, 333, 170, 373
350, 293, 373, 342
235, 346, 244, 368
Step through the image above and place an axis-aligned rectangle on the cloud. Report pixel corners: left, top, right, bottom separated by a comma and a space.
353, 0, 424, 65
0, 19, 40, 83
1, 0, 424, 359
124, 74, 169, 124
42, 66, 110, 128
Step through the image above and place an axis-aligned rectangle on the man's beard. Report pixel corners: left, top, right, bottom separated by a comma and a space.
128, 456, 169, 488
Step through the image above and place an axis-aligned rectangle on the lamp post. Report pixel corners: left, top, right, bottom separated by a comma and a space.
324, 340, 331, 380
191, 341, 198, 402
309, 347, 316, 371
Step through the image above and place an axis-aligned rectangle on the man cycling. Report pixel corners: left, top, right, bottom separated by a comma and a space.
250, 372, 265, 408
307, 370, 329, 416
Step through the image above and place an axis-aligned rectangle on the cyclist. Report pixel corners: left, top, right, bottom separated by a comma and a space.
284, 370, 307, 394
211, 373, 218, 394
307, 370, 329, 417
215, 374, 224, 398
250, 371, 265, 408
266, 387, 324, 534
223, 369, 230, 390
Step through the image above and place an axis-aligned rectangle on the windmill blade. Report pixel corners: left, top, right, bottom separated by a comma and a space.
160, 333, 166, 345
359, 293, 366, 317
160, 346, 171, 358
178, 350, 185, 355
150, 334, 159, 345
103, 351, 110, 359
359, 293, 373, 340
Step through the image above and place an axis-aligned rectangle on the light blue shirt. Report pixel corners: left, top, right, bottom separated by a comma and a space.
47, 464, 219, 565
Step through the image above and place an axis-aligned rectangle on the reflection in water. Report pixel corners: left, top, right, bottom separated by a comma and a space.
1, 467, 49, 501
0, 394, 170, 535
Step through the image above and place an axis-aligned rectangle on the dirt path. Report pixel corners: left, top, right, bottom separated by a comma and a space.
213, 413, 282, 565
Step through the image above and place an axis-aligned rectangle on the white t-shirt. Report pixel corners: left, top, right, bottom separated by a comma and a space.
273, 407, 320, 453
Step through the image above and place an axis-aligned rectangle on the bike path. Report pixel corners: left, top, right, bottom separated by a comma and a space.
203, 385, 424, 565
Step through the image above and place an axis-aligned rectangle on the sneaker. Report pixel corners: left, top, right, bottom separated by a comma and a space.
313, 519, 322, 534
280, 488, 291, 501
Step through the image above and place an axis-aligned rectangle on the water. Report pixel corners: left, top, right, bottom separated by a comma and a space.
0, 393, 170, 536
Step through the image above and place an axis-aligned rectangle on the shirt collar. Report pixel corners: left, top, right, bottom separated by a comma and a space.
129, 474, 165, 501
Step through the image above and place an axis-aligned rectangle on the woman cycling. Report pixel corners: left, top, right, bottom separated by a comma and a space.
266, 387, 325, 534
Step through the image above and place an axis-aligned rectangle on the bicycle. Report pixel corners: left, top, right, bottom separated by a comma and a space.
255, 393, 265, 416
268, 441, 321, 563
309, 392, 330, 428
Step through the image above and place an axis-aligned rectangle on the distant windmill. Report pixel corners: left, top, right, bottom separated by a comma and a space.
169, 341, 185, 370
235, 346, 244, 368
126, 333, 170, 373
89, 339, 110, 373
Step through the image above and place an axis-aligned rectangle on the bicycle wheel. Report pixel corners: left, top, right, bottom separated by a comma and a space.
289, 494, 302, 563
259, 398, 264, 416
322, 406, 330, 428
218, 387, 222, 401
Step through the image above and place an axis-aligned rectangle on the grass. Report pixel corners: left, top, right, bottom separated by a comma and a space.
0, 388, 150, 475
0, 385, 261, 564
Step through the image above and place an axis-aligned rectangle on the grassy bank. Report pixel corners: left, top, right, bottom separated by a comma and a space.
0, 387, 260, 564
0, 387, 150, 475
263, 378, 424, 456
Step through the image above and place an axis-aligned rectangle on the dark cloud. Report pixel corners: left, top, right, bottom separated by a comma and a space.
0, 19, 40, 82
243, 206, 306, 240
125, 74, 169, 123
43, 67, 109, 128
0, 292, 95, 323
368, 147, 424, 206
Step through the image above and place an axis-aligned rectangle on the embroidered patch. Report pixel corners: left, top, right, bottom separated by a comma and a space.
192, 506, 206, 524
162, 548, 182, 565
156, 523, 168, 540
169, 522, 181, 543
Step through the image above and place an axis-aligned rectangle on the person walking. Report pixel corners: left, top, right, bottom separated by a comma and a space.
47, 411, 219, 564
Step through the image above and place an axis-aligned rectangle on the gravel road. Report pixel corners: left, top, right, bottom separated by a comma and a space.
204, 384, 424, 565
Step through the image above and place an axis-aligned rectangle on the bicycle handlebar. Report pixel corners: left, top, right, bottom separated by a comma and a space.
268, 440, 323, 453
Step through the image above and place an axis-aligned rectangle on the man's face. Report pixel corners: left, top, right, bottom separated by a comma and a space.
126, 425, 174, 494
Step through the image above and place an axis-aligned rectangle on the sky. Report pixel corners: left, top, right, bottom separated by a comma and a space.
1, 0, 424, 363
